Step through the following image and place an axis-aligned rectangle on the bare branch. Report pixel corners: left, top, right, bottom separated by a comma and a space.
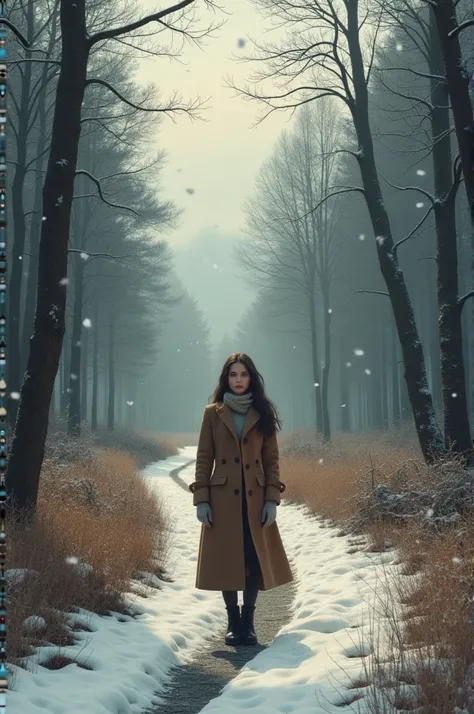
88, 0, 197, 46
68, 249, 132, 262
447, 18, 474, 37
394, 204, 435, 254
355, 290, 390, 297
0, 18, 29, 47
290, 186, 365, 222
381, 175, 436, 205
84, 78, 207, 119
74, 170, 139, 215
458, 290, 474, 311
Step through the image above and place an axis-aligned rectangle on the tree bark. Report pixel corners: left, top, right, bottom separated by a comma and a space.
346, 1, 444, 461
8, 0, 34, 431
309, 296, 323, 434
67, 254, 85, 436
107, 316, 116, 431
81, 319, 88, 424
6, 0, 90, 517
320, 277, 331, 439
428, 14, 471, 453
91, 295, 99, 431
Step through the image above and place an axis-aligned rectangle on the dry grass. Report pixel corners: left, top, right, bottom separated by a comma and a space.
279, 426, 421, 523
8, 444, 171, 682
279, 427, 474, 713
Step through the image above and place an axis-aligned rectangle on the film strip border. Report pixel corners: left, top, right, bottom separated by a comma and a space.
0, 0, 6, 708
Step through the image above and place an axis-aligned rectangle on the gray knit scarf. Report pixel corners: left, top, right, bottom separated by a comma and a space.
223, 390, 253, 414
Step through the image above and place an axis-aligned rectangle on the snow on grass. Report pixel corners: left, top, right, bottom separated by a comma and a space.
198, 498, 399, 714
10, 446, 402, 714
8, 447, 224, 714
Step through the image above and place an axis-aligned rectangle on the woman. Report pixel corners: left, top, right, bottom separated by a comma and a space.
189, 353, 293, 647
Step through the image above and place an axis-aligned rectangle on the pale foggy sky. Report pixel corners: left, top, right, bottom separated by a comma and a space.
134, 1, 290, 344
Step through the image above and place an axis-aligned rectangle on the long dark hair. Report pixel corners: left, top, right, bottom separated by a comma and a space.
209, 353, 282, 437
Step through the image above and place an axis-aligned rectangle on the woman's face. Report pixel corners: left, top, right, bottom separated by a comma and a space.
228, 361, 251, 395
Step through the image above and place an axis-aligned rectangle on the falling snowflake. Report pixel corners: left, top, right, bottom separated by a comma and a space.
452, 392, 458, 398
127, 401, 134, 406
213, 264, 219, 269
237, 38, 246, 48
65, 556, 79, 565
318, 458, 324, 464
19, 256, 22, 261
358, 234, 365, 241
10, 392, 20, 401
452, 556, 462, 564
83, 318, 92, 328
42, 216, 47, 221
416, 169, 426, 176
396, 42, 403, 51
341, 404, 346, 408
328, 308, 333, 314
346, 362, 352, 367
416, 202, 424, 208
76, 340, 82, 347
354, 349, 364, 356
314, 382, 320, 387
59, 277, 69, 286
185, 188, 195, 195
293, 345, 296, 349
365, 368, 371, 375
177, 348, 181, 352
70, 373, 78, 381
80, 252, 89, 261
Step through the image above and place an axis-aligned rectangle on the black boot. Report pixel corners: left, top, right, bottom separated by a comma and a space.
241, 605, 258, 645
224, 605, 241, 646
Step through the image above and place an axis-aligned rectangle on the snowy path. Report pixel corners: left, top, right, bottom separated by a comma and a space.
9, 447, 399, 714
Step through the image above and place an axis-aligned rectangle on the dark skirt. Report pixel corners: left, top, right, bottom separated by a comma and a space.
241, 468, 261, 579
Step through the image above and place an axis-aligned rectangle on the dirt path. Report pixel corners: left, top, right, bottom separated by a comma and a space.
144, 461, 296, 714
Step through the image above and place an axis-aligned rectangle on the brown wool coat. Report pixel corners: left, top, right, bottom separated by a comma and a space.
189, 402, 294, 592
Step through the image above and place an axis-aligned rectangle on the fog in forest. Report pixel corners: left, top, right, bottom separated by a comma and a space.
7, 0, 473, 458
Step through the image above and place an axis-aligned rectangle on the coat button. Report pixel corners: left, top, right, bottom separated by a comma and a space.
234, 489, 240, 495
234, 456, 240, 463
248, 490, 252, 496
221, 458, 226, 464
255, 459, 259, 465
243, 437, 248, 444
245, 464, 250, 469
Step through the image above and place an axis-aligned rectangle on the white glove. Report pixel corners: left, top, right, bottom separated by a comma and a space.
261, 500, 277, 528
196, 502, 213, 527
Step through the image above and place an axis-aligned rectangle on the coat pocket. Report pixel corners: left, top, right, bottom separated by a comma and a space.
210, 473, 227, 486
256, 473, 265, 487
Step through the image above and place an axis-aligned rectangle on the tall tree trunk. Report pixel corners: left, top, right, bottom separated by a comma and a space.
67, 255, 84, 436
21, 4, 59, 378
60, 336, 69, 417
340, 332, 350, 431
91, 295, 99, 432
321, 278, 331, 440
107, 317, 116, 431
309, 296, 323, 434
428, 15, 471, 454
8, 0, 34, 432
81, 320, 88, 424
391, 319, 400, 426
6, 0, 90, 517
346, 2, 444, 461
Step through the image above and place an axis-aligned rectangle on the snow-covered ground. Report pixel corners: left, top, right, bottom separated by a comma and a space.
9, 447, 400, 714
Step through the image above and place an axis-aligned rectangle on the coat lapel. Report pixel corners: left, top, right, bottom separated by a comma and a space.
216, 403, 260, 444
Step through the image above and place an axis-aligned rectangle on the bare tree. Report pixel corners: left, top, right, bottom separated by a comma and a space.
376, 0, 471, 453
5, 0, 222, 519
229, 0, 445, 461
240, 98, 341, 439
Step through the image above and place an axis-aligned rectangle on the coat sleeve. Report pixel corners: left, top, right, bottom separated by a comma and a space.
189, 407, 215, 506
261, 431, 286, 505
